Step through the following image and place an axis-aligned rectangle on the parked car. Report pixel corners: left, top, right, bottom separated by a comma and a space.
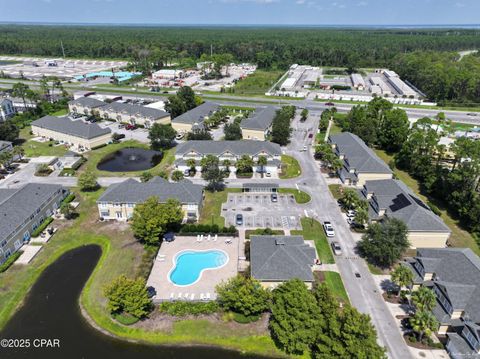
118, 123, 125, 129
323, 221, 335, 237
175, 133, 184, 140
325, 102, 335, 106
184, 169, 191, 176
346, 209, 356, 218
271, 193, 278, 202
308, 133, 314, 139
467, 113, 477, 117
236, 214, 243, 226
125, 124, 136, 130
331, 241, 342, 256
301, 145, 307, 152
355, 272, 361, 278
265, 171, 272, 177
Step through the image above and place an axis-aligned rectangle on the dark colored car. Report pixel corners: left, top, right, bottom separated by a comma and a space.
236, 214, 243, 226
125, 124, 136, 130
271, 193, 278, 202
308, 133, 314, 139
325, 102, 335, 106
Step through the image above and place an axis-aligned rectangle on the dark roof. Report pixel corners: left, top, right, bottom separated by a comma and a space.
446, 332, 480, 358
0, 140, 12, 152
361, 179, 450, 233
102, 102, 169, 120
97, 177, 203, 205
329, 132, 392, 174
31, 116, 111, 139
68, 97, 106, 109
250, 235, 316, 282
175, 140, 282, 157
0, 183, 66, 242
172, 102, 219, 125
240, 106, 277, 131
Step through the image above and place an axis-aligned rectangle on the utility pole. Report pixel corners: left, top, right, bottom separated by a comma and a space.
324, 116, 333, 142
210, 44, 213, 57
60, 41, 66, 59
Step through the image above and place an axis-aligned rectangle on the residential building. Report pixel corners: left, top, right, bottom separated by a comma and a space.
31, 116, 112, 152
171, 102, 219, 133
0, 140, 13, 154
0, 98, 15, 121
404, 248, 480, 358
68, 97, 107, 116
174, 140, 282, 174
97, 102, 171, 128
240, 106, 277, 141
360, 179, 451, 248
96, 177, 204, 222
250, 235, 317, 289
328, 132, 393, 186
0, 183, 68, 265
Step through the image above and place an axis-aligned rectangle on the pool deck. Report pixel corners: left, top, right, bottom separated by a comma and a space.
147, 235, 239, 302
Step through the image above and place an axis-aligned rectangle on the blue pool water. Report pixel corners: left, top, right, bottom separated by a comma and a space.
169, 250, 228, 286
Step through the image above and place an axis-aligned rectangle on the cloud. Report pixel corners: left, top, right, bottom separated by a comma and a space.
357, 1, 368, 6
219, 0, 279, 3
296, 0, 306, 4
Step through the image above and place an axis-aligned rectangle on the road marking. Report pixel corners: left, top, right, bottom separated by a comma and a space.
304, 209, 309, 217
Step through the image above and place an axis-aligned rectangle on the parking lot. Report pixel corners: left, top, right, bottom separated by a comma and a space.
98, 121, 150, 143
221, 192, 303, 230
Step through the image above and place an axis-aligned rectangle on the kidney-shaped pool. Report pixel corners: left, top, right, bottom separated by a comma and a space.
169, 250, 229, 286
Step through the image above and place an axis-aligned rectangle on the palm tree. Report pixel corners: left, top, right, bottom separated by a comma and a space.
12, 82, 31, 112
340, 188, 359, 210
12, 146, 25, 161
410, 310, 438, 342
390, 265, 414, 297
257, 156, 268, 177
353, 207, 369, 228
411, 287, 436, 312
222, 159, 231, 173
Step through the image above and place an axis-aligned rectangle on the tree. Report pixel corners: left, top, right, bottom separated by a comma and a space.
224, 122, 243, 140
103, 275, 152, 319
186, 158, 196, 174
12, 146, 25, 161
171, 170, 184, 182
186, 128, 212, 140
165, 95, 187, 119
216, 275, 271, 317
390, 265, 414, 297
409, 310, 438, 342
235, 155, 254, 174
269, 279, 323, 355
12, 82, 33, 112
358, 218, 409, 268
411, 287, 436, 312
0, 151, 13, 169
257, 155, 268, 175
339, 188, 360, 209
148, 123, 176, 150
353, 207, 369, 227
0, 122, 19, 142
271, 106, 294, 146
131, 197, 183, 245
60, 202, 76, 220
378, 108, 410, 152
78, 171, 98, 192
140, 171, 153, 182
201, 155, 224, 191
300, 108, 309, 121
177, 86, 197, 110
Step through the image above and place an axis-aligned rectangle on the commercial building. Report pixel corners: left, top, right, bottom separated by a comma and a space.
328, 132, 393, 186
369, 76, 392, 96
404, 248, 480, 358
31, 116, 112, 152
0, 98, 15, 121
171, 102, 220, 133
384, 70, 417, 97
250, 235, 317, 289
97, 102, 171, 128
0, 183, 69, 265
351, 73, 366, 90
174, 140, 282, 175
152, 69, 184, 80
68, 97, 107, 116
240, 106, 277, 141
97, 177, 204, 222
360, 179, 451, 248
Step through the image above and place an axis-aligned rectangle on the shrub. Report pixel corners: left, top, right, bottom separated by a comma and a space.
179, 224, 237, 235
31, 217, 53, 237
112, 312, 140, 326
62, 193, 76, 204
232, 312, 260, 323
427, 202, 442, 216
0, 251, 22, 273
158, 301, 219, 316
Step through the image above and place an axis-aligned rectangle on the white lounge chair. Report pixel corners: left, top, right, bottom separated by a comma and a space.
200, 293, 205, 300
184, 293, 189, 299
214, 234, 218, 241
170, 293, 175, 300
190, 294, 195, 300
207, 234, 211, 241
206, 293, 211, 300
197, 235, 201, 242
178, 292, 182, 299
200, 234, 204, 241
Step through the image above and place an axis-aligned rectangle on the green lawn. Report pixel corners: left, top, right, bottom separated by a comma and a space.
50, 108, 68, 116
328, 184, 343, 200
245, 229, 285, 239
374, 149, 480, 256
322, 271, 349, 303
81, 140, 175, 177
20, 127, 69, 157
278, 188, 311, 204
279, 155, 302, 179
233, 70, 284, 95
199, 188, 243, 227
292, 218, 335, 264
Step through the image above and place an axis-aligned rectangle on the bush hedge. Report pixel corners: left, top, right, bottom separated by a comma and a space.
0, 251, 22, 273
180, 224, 237, 236
62, 193, 76, 204
232, 312, 260, 324
112, 312, 140, 326
31, 217, 54, 237
158, 301, 219, 316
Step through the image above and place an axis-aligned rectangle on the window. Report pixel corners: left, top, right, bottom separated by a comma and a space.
100, 211, 109, 218
127, 203, 135, 208
414, 261, 425, 277
434, 285, 453, 315
462, 327, 480, 352
1, 240, 7, 247
116, 212, 123, 219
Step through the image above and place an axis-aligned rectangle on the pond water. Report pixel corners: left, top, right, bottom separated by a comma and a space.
0, 245, 267, 359
97, 147, 162, 172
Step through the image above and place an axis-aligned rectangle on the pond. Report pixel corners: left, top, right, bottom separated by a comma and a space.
97, 147, 163, 172
0, 245, 268, 359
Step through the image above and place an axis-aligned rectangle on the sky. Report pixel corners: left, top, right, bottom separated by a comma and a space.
0, 0, 479, 26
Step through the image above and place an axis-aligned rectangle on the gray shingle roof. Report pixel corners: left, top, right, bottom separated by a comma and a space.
68, 97, 106, 109
0, 183, 66, 243
240, 106, 277, 130
250, 235, 316, 282
175, 140, 282, 157
329, 132, 392, 174
0, 140, 12, 152
102, 102, 169, 120
172, 102, 219, 125
32, 116, 111, 139
97, 177, 203, 205
446, 332, 480, 359
361, 179, 450, 233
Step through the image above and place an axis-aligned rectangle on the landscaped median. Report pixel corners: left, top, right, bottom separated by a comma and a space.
279, 154, 301, 179
278, 188, 311, 204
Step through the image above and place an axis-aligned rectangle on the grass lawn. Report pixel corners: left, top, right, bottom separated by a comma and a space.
81, 140, 175, 177
0, 188, 284, 358
50, 108, 68, 116
278, 188, 311, 204
279, 155, 302, 179
374, 149, 480, 256
233, 70, 284, 95
245, 229, 285, 239
292, 218, 335, 264
328, 184, 343, 200
19, 127, 68, 157
322, 271, 349, 303
199, 188, 243, 227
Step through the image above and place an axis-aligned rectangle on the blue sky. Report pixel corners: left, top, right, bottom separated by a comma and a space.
0, 0, 479, 26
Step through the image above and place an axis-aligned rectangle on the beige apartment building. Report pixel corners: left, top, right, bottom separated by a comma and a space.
171, 102, 219, 133
97, 102, 170, 128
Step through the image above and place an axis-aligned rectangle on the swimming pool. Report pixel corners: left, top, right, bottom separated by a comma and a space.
169, 250, 229, 286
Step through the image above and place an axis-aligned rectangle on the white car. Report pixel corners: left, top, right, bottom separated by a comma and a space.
265, 171, 272, 177
175, 133, 184, 140
346, 209, 356, 218
323, 221, 335, 237
331, 242, 342, 256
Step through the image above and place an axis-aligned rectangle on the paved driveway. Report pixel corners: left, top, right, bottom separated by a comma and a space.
98, 121, 150, 143
222, 193, 302, 230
